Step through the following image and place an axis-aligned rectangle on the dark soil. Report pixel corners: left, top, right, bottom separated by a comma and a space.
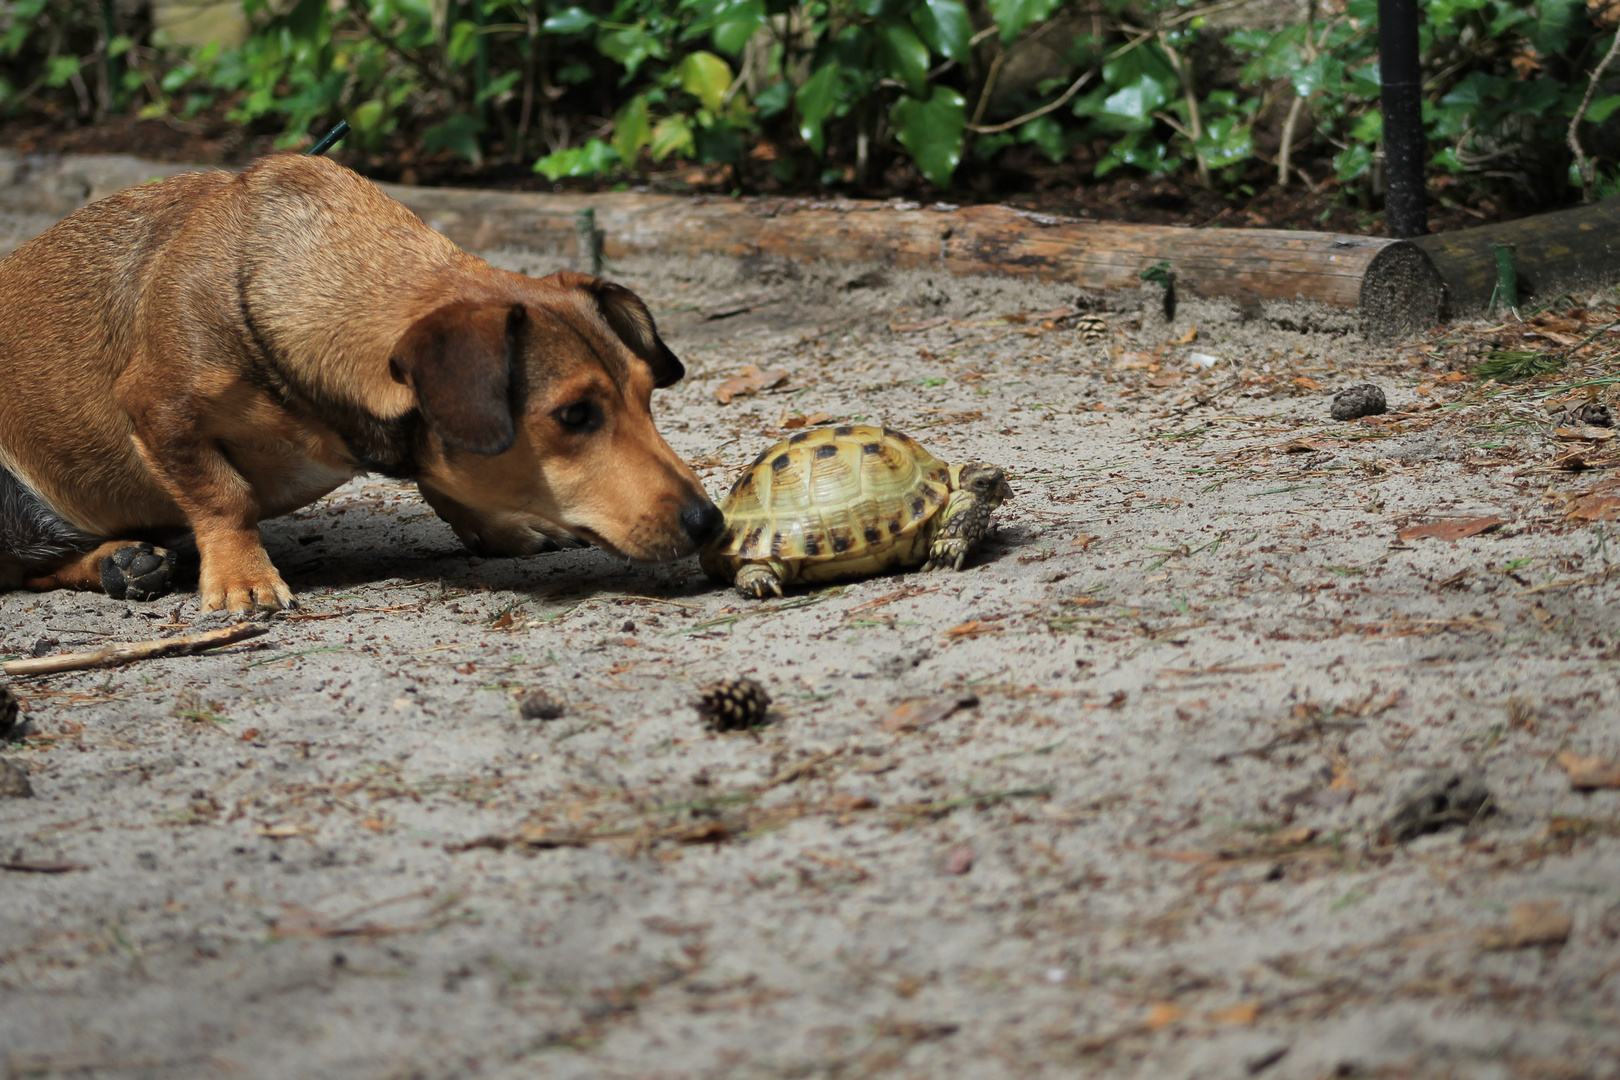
0, 107, 1553, 237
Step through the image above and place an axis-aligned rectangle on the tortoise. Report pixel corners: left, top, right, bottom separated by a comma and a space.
699, 424, 1013, 598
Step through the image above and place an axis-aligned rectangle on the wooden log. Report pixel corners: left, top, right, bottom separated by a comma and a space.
386, 184, 1445, 339
1409, 196, 1620, 318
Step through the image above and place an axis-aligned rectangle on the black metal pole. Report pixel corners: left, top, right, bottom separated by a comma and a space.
307, 120, 351, 156
1378, 0, 1428, 237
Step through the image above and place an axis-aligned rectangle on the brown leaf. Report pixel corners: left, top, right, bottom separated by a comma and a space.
1208, 1001, 1260, 1026
881, 692, 979, 733
1281, 437, 1344, 453
1144, 1002, 1184, 1030
1567, 495, 1620, 522
1477, 900, 1572, 950
782, 411, 831, 429
1293, 375, 1322, 391
943, 620, 1002, 639
1555, 427, 1617, 441
1173, 326, 1199, 345
715, 365, 789, 405
942, 844, 974, 875
1397, 516, 1505, 541
1556, 750, 1620, 789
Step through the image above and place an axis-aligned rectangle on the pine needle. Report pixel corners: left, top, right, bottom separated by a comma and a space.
1474, 349, 1565, 381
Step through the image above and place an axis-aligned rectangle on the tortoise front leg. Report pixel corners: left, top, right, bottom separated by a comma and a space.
923, 491, 995, 572
734, 561, 787, 598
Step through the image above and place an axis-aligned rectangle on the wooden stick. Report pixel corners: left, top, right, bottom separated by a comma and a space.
1, 624, 269, 677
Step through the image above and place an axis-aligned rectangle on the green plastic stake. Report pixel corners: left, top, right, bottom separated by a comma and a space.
1489, 242, 1518, 316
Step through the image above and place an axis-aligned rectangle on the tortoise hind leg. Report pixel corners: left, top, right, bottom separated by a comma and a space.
734, 562, 786, 598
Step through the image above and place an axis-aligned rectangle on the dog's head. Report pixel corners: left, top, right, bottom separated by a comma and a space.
394, 270, 721, 562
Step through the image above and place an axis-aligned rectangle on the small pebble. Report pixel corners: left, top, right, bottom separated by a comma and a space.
620, 619, 636, 633
942, 844, 975, 876
0, 758, 33, 799
1330, 384, 1387, 421
518, 690, 566, 721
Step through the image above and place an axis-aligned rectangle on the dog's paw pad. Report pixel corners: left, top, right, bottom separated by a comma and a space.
100, 543, 176, 601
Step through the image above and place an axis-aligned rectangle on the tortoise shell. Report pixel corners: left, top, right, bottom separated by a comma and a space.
709, 424, 952, 580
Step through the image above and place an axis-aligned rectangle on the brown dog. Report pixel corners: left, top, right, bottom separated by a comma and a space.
0, 154, 721, 613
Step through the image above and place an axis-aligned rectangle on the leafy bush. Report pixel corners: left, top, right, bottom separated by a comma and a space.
3, 0, 1617, 212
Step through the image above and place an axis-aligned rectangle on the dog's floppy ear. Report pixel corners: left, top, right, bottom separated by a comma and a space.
392, 301, 523, 456
589, 280, 685, 388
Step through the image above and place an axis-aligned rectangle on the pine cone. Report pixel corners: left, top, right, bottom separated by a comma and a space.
693, 678, 770, 731
1075, 314, 1108, 346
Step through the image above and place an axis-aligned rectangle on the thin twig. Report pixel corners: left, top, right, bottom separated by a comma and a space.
1568, 27, 1620, 199
967, 70, 1095, 134
2, 625, 269, 677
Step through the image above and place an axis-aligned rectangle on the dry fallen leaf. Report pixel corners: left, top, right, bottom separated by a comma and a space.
782, 411, 832, 429
1555, 427, 1617, 441
1477, 900, 1573, 950
1208, 1001, 1261, 1026
1556, 750, 1620, 789
1281, 437, 1345, 453
1173, 326, 1199, 344
254, 824, 315, 839
1397, 516, 1505, 542
715, 365, 789, 404
1144, 1002, 1184, 1030
881, 692, 979, 732
1070, 534, 1099, 550
1566, 495, 1620, 522
943, 620, 1002, 639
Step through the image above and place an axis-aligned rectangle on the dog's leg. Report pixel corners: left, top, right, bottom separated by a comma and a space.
125, 424, 294, 614
23, 540, 177, 600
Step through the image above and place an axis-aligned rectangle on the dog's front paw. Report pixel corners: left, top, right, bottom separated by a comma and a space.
99, 543, 176, 601
200, 571, 296, 614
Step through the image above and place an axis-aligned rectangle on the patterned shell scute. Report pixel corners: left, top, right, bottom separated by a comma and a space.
720, 425, 951, 563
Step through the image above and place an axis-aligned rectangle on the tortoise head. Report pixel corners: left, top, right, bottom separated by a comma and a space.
956, 462, 1013, 507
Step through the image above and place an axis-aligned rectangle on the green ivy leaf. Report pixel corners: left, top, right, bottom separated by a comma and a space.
599, 25, 666, 80
1334, 143, 1372, 182
613, 94, 651, 164
892, 86, 966, 186
44, 55, 80, 89
877, 20, 930, 96
447, 20, 479, 68
912, 0, 971, 62
988, 0, 1061, 46
650, 114, 696, 161
1100, 74, 1171, 129
533, 139, 620, 180
795, 62, 841, 157
349, 99, 386, 135
542, 7, 594, 34
678, 51, 734, 112
422, 112, 483, 162
710, 0, 766, 56
1018, 115, 1069, 163
1587, 93, 1620, 127
755, 79, 791, 119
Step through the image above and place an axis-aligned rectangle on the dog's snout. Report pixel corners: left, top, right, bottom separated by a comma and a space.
681, 500, 725, 546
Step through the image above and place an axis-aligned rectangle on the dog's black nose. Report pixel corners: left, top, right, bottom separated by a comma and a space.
681, 500, 725, 545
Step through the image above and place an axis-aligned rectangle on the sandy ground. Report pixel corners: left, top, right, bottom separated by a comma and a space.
4, 160, 1620, 1080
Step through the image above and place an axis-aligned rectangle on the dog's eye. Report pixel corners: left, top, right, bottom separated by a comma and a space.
553, 401, 601, 433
